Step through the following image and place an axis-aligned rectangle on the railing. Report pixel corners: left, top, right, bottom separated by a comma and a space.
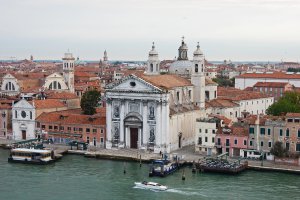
215, 143, 222, 148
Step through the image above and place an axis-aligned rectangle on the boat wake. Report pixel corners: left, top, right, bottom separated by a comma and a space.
166, 188, 207, 197
133, 186, 161, 192
133, 186, 207, 197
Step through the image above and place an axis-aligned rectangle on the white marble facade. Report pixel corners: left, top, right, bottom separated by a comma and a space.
105, 75, 170, 153
12, 99, 36, 141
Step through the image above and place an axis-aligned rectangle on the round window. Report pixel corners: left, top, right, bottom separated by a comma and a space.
21, 111, 26, 118
130, 81, 136, 87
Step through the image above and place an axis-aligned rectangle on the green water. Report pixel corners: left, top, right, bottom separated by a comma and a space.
0, 150, 299, 200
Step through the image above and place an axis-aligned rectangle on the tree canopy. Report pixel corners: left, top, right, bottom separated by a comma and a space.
270, 141, 286, 157
266, 92, 300, 116
80, 90, 101, 115
212, 77, 235, 87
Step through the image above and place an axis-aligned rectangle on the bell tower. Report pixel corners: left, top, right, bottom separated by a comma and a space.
178, 36, 188, 60
191, 42, 205, 110
145, 42, 160, 75
62, 51, 75, 93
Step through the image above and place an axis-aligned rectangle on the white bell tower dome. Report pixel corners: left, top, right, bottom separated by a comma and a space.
191, 42, 205, 110
145, 42, 160, 76
62, 51, 75, 93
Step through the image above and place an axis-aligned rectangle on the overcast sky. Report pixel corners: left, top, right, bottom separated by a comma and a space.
0, 0, 300, 61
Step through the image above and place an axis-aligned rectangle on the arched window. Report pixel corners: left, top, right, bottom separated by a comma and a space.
12, 83, 15, 90
58, 82, 61, 89
286, 128, 290, 137
5, 83, 8, 90
156, 64, 158, 71
150, 64, 153, 72
49, 83, 53, 90
195, 64, 198, 73
15, 110, 17, 119
30, 111, 32, 120
53, 81, 57, 89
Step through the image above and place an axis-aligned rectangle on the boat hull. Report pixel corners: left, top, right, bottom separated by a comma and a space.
8, 157, 55, 165
134, 182, 167, 191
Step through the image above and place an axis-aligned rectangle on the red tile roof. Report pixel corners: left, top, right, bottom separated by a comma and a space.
31, 99, 66, 109
237, 72, 300, 79
36, 111, 105, 126
206, 99, 239, 108
47, 92, 78, 99
286, 113, 300, 118
218, 87, 269, 101
138, 74, 193, 90
253, 82, 292, 88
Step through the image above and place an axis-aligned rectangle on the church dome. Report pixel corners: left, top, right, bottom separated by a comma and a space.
169, 60, 193, 74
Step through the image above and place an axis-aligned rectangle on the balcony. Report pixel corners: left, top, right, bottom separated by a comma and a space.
215, 142, 222, 148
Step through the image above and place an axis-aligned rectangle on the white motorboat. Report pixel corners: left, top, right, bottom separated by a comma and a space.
134, 181, 168, 191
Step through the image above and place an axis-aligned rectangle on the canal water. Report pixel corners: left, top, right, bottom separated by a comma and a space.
0, 150, 299, 200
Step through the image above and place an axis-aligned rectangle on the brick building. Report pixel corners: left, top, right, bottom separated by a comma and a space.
36, 109, 106, 147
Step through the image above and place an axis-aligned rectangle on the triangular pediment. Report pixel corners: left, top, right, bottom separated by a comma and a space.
46, 72, 63, 79
3, 73, 16, 80
106, 75, 163, 93
13, 99, 34, 109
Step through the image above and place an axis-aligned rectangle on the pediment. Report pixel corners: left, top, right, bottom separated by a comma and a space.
3, 73, 16, 80
46, 72, 63, 79
13, 99, 34, 109
106, 75, 162, 93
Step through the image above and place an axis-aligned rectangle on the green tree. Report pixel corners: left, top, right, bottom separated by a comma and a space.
212, 77, 234, 87
80, 90, 101, 115
270, 141, 286, 157
266, 92, 300, 115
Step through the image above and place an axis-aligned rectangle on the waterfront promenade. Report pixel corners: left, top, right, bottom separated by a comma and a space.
1, 138, 300, 173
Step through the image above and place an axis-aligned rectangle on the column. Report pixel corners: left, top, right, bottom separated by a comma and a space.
106, 99, 112, 149
119, 100, 125, 147
156, 101, 162, 152
142, 100, 148, 146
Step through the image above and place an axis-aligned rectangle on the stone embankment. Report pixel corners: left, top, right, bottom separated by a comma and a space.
1, 139, 300, 174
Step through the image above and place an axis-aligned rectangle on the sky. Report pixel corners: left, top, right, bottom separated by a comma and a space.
0, 0, 300, 61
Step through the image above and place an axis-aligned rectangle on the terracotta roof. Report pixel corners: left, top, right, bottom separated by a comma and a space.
0, 104, 11, 109
75, 71, 96, 77
206, 99, 239, 108
36, 111, 105, 126
31, 99, 66, 109
286, 113, 300, 118
231, 126, 249, 136
47, 92, 78, 99
138, 74, 193, 90
253, 82, 292, 88
217, 87, 269, 101
237, 72, 300, 79
208, 114, 233, 126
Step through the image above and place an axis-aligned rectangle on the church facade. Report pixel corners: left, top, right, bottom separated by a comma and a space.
105, 41, 206, 153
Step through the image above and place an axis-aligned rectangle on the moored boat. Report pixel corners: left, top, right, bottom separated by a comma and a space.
134, 181, 167, 191
149, 159, 181, 177
8, 148, 55, 165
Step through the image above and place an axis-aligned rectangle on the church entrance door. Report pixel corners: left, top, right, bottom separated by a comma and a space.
130, 128, 138, 149
22, 130, 26, 140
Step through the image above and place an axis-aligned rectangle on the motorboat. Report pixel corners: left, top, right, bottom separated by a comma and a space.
149, 159, 180, 177
134, 181, 168, 191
